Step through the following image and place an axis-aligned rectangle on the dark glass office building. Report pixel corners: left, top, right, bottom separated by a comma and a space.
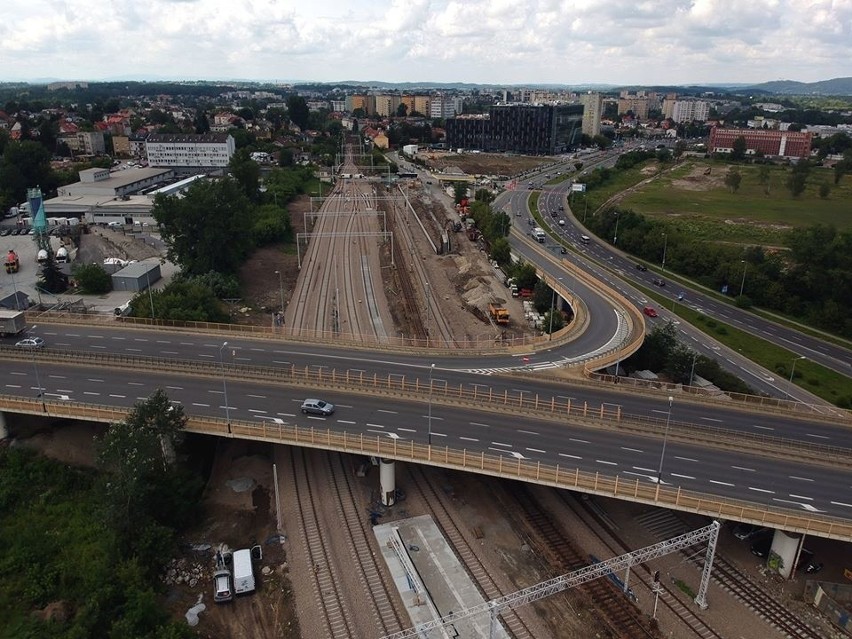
446, 104, 583, 155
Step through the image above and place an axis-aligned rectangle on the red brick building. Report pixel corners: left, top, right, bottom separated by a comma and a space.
709, 127, 812, 159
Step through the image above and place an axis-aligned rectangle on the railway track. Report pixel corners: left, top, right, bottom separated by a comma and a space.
324, 452, 406, 636
635, 509, 826, 639
289, 447, 354, 638
505, 483, 660, 639
405, 465, 537, 638
560, 493, 724, 639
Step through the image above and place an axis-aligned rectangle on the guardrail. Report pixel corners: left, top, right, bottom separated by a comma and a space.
4, 395, 850, 543
1, 348, 848, 468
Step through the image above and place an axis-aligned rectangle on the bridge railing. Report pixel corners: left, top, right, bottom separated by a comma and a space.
1, 349, 848, 467
4, 395, 850, 542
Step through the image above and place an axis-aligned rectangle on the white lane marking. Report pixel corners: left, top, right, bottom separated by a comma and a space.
128, 382, 144, 386
5, 384, 22, 389
366, 423, 386, 429
491, 442, 512, 448
622, 447, 644, 453
671, 473, 695, 480
305, 415, 328, 420
83, 391, 100, 396
156, 340, 171, 344
633, 466, 655, 473
248, 409, 267, 414
56, 389, 73, 393
460, 436, 480, 442
831, 501, 852, 508
701, 417, 722, 422
9, 372, 25, 376
273, 360, 291, 365
559, 453, 582, 460
789, 476, 814, 482
192, 403, 210, 407
398, 428, 418, 433
753, 425, 774, 431
161, 350, 179, 355
470, 422, 490, 428
425, 416, 444, 421
675, 456, 698, 463
166, 386, 183, 390
805, 433, 829, 440
518, 429, 539, 436
133, 338, 148, 342
596, 460, 617, 466
732, 466, 755, 472
108, 394, 126, 398
91, 345, 106, 349
709, 480, 734, 487
87, 378, 104, 382
378, 409, 398, 414
569, 438, 590, 444
748, 487, 774, 494
337, 420, 356, 425
48, 375, 67, 379
247, 394, 266, 399
789, 494, 813, 501
278, 413, 296, 418
366, 429, 387, 436
125, 348, 143, 352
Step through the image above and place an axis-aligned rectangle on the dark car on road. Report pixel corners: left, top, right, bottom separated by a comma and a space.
733, 523, 767, 540
635, 263, 647, 271
653, 278, 666, 287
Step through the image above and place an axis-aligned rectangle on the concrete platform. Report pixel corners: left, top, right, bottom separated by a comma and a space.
374, 515, 509, 638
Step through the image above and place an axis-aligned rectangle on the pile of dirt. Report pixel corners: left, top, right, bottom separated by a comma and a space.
77, 227, 163, 265
425, 151, 553, 177
669, 163, 727, 191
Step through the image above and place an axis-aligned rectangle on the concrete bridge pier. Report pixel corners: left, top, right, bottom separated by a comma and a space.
379, 458, 396, 506
0, 411, 7, 440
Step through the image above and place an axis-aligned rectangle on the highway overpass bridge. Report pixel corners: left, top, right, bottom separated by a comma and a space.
2, 343, 850, 543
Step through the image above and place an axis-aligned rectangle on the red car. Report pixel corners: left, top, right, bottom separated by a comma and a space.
643, 306, 658, 318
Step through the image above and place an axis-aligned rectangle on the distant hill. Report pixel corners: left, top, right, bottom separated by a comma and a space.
742, 77, 852, 96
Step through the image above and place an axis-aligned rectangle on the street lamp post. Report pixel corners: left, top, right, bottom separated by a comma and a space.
29, 325, 45, 411
689, 352, 699, 388
274, 270, 284, 313
427, 363, 435, 447
145, 269, 155, 319
787, 356, 806, 400
739, 260, 748, 297
219, 342, 231, 433
661, 232, 668, 272
656, 397, 674, 484
548, 278, 563, 340
612, 211, 620, 246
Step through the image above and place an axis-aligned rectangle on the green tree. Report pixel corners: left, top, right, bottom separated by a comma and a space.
511, 261, 538, 290
757, 164, 771, 195
73, 262, 112, 294
0, 140, 53, 210
279, 148, 295, 167
193, 109, 210, 134
731, 136, 747, 160
819, 182, 831, 199
396, 103, 408, 117
37, 255, 69, 294
229, 148, 261, 201
542, 309, 565, 334
286, 95, 310, 130
490, 237, 511, 267
153, 178, 254, 276
724, 168, 742, 193
785, 161, 810, 198
96, 389, 202, 564
474, 188, 494, 204
130, 279, 229, 322
453, 182, 469, 204
532, 279, 552, 313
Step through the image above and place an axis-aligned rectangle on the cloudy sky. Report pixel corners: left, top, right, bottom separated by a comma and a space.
1, 0, 849, 85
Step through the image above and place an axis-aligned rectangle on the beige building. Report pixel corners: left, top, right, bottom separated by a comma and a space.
112, 135, 131, 156
618, 91, 650, 120
374, 94, 401, 117
345, 95, 374, 115
580, 92, 602, 137
413, 95, 431, 117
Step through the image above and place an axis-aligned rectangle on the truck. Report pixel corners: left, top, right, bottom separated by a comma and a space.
533, 227, 546, 243
56, 247, 69, 263
0, 310, 26, 336
232, 547, 258, 595
4, 250, 19, 273
488, 303, 510, 325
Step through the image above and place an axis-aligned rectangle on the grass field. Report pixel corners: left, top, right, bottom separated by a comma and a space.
618, 160, 852, 244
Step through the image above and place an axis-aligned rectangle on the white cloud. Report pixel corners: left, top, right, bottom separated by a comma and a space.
0, 0, 848, 84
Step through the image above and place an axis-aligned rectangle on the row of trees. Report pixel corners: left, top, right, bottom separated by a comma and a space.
581, 201, 852, 338
0, 390, 201, 638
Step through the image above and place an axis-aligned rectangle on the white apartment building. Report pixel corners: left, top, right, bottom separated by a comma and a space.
429, 96, 464, 119
671, 100, 710, 123
145, 133, 235, 169
580, 92, 602, 137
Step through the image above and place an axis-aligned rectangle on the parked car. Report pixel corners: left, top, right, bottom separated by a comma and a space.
732, 523, 767, 541
213, 569, 233, 603
798, 550, 823, 574
643, 306, 658, 318
750, 537, 772, 558
16, 337, 45, 348
301, 398, 335, 416
0, 229, 10, 236
635, 263, 647, 271
653, 278, 666, 287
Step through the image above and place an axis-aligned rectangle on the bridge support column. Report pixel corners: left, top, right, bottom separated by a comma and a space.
379, 458, 396, 506
0, 411, 6, 440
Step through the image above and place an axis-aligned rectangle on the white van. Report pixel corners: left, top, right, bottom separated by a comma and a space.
580, 235, 591, 244
232, 548, 256, 595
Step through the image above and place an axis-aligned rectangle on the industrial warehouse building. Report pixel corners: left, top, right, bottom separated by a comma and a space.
110, 261, 161, 293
